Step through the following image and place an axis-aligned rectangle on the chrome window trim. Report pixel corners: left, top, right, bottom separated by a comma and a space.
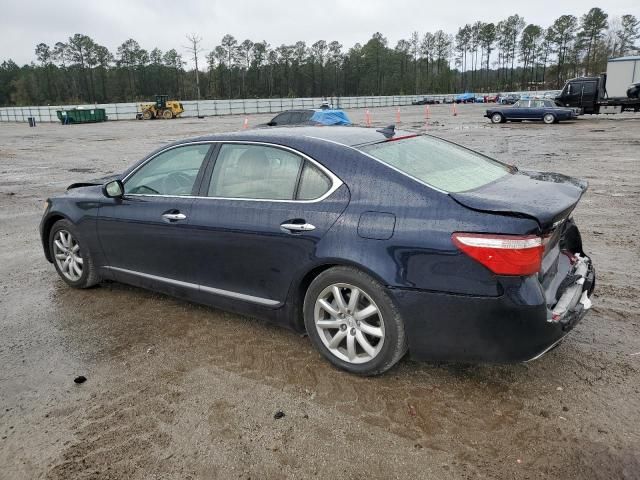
122, 140, 343, 204
102, 266, 281, 307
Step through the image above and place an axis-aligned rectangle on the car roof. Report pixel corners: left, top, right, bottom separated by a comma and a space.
176, 125, 414, 148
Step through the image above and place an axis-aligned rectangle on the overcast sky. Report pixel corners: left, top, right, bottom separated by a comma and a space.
2, 0, 638, 66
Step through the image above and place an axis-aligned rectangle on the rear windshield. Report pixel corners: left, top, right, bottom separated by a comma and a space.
358, 136, 510, 193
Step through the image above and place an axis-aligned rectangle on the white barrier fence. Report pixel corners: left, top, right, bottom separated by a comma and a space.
0, 91, 560, 123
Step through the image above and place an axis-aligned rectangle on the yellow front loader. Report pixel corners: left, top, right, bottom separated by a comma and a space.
137, 95, 184, 120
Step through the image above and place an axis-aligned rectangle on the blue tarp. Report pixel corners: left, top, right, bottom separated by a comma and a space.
310, 109, 352, 125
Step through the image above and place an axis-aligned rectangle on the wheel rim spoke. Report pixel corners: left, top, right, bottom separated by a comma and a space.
359, 322, 383, 338
347, 288, 360, 313
354, 304, 377, 321
318, 299, 339, 318
328, 329, 347, 349
72, 261, 82, 277
346, 334, 356, 361
355, 330, 376, 357
331, 286, 347, 313
316, 319, 342, 330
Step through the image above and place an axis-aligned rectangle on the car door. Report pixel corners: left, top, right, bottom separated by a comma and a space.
96, 143, 213, 284
188, 142, 350, 307
563, 81, 583, 108
530, 100, 543, 119
508, 100, 527, 119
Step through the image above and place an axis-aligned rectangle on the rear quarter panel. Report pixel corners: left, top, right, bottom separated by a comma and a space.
280, 138, 541, 297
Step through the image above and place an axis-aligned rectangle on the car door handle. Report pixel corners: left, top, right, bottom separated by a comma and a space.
280, 222, 316, 232
162, 213, 186, 221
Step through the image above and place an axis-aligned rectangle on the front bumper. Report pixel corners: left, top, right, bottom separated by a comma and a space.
388, 265, 595, 363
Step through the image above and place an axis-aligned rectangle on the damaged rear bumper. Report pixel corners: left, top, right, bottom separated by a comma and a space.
387, 256, 595, 363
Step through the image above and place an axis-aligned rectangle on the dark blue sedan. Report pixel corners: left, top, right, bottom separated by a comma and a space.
486, 99, 578, 124
40, 127, 595, 375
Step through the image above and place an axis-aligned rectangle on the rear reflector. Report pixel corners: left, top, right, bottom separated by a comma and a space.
452, 233, 543, 276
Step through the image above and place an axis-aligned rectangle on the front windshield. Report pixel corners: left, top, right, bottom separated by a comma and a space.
358, 136, 510, 193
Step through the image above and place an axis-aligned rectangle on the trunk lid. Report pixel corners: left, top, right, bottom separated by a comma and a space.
450, 170, 588, 231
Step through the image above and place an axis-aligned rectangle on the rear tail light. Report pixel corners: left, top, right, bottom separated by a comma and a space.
452, 233, 543, 276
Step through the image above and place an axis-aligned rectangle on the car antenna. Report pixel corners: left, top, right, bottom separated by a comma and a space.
376, 124, 396, 139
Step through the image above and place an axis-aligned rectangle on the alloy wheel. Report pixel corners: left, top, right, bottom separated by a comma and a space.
314, 283, 385, 364
53, 229, 83, 282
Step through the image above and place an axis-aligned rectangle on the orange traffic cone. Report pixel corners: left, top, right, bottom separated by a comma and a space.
242, 117, 249, 129
365, 109, 371, 127
452, 103, 458, 117
396, 107, 401, 124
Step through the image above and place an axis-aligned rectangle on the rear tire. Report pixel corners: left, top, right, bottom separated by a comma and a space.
543, 113, 556, 124
304, 266, 408, 376
49, 219, 100, 289
491, 113, 504, 124
142, 110, 153, 120
162, 109, 173, 120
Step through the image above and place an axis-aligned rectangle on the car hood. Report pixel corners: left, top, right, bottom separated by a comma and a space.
450, 170, 588, 231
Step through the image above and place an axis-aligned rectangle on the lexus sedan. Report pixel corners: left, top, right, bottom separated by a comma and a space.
486, 99, 578, 124
40, 126, 595, 375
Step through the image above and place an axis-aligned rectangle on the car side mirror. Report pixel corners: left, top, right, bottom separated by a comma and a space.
103, 179, 124, 198
267, 121, 277, 126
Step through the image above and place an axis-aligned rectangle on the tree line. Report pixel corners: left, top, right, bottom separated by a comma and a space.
0, 8, 638, 106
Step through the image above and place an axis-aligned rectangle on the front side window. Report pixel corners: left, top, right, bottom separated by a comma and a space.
208, 144, 302, 200
125, 144, 210, 195
359, 136, 510, 193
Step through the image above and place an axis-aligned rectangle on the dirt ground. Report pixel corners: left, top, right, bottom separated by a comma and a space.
1, 104, 639, 480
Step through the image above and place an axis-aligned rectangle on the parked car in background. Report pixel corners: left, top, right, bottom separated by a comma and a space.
498, 94, 520, 104
455, 93, 476, 103
485, 99, 578, 124
261, 109, 352, 127
412, 97, 440, 105
40, 126, 595, 375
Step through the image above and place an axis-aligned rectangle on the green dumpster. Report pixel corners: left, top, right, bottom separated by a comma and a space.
56, 108, 108, 124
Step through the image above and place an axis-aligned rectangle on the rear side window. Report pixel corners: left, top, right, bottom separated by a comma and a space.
583, 82, 596, 94
297, 162, 331, 200
358, 136, 510, 193
293, 111, 313, 123
208, 144, 301, 200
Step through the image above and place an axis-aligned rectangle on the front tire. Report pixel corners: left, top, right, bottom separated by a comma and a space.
49, 219, 100, 288
491, 113, 504, 124
303, 266, 407, 375
543, 113, 556, 124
